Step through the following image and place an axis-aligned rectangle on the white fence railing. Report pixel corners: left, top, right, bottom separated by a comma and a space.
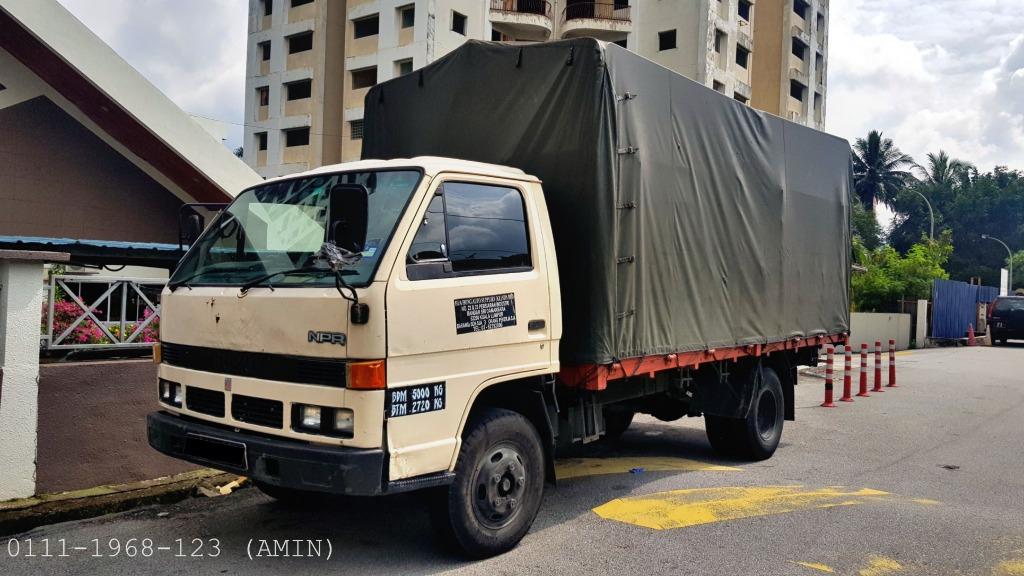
41, 275, 164, 351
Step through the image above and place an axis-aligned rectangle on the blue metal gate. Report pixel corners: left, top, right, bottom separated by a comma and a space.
931, 279, 999, 339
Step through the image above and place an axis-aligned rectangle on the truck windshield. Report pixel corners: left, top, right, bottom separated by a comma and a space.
170, 170, 422, 288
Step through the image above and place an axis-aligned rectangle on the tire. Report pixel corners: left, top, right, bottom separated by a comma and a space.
704, 366, 784, 461
431, 408, 545, 558
602, 408, 635, 441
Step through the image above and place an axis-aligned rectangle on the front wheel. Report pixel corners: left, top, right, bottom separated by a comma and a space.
431, 408, 545, 558
704, 366, 784, 461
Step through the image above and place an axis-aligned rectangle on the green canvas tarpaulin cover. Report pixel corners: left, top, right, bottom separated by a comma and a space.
363, 38, 851, 365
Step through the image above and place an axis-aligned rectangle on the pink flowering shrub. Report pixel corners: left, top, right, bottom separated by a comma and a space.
42, 300, 160, 344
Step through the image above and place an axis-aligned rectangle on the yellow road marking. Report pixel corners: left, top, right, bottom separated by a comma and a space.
911, 498, 941, 505
555, 457, 739, 480
994, 559, 1024, 575
592, 485, 890, 530
794, 561, 835, 573
858, 555, 904, 575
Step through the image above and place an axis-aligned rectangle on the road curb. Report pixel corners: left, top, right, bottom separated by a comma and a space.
0, 469, 239, 537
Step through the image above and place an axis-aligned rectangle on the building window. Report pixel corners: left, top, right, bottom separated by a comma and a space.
257, 86, 270, 106
353, 14, 379, 38
288, 31, 313, 53
399, 4, 415, 28
285, 127, 310, 147
793, 0, 809, 20
263, 0, 272, 17
395, 59, 413, 76
733, 93, 748, 105
738, 0, 752, 21
791, 37, 807, 60
351, 66, 377, 89
350, 119, 364, 140
258, 41, 271, 61
613, 38, 627, 48
286, 79, 312, 100
790, 79, 806, 102
451, 11, 467, 35
407, 182, 531, 275
256, 132, 268, 151
491, 29, 503, 41
735, 44, 750, 68
816, 13, 826, 38
658, 30, 677, 51
815, 52, 824, 82
713, 80, 725, 93
291, 0, 313, 6
714, 29, 727, 54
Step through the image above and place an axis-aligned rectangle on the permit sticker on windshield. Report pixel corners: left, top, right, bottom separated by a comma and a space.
454, 293, 517, 334
361, 239, 380, 258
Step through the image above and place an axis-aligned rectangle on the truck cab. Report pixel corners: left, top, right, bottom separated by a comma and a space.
149, 157, 562, 556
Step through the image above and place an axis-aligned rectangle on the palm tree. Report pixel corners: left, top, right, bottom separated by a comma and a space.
913, 151, 975, 189
852, 130, 915, 208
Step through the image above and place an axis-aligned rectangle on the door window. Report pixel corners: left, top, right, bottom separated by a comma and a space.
407, 182, 530, 279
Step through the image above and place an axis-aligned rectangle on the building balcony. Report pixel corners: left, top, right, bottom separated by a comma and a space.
560, 2, 632, 41
489, 0, 553, 41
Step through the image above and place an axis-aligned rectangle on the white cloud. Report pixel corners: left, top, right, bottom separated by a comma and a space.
827, 0, 1024, 170
56, 0, 247, 150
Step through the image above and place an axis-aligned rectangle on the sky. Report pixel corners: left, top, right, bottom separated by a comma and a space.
55, 0, 1024, 171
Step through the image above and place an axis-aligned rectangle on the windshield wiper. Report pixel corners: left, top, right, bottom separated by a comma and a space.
237, 266, 356, 296
168, 263, 262, 292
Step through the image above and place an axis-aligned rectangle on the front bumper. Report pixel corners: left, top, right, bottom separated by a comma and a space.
148, 411, 385, 496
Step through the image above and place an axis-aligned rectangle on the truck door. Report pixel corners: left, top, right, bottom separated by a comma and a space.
384, 175, 554, 481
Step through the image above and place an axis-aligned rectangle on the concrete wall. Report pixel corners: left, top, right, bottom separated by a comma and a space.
35, 360, 197, 494
849, 312, 912, 351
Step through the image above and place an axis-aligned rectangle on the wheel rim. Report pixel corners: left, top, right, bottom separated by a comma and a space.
756, 390, 779, 442
471, 443, 528, 530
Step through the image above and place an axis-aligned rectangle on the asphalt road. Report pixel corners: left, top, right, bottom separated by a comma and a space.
5, 345, 1024, 575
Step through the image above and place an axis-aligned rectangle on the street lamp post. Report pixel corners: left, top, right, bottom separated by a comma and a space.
981, 234, 1013, 294
912, 189, 935, 240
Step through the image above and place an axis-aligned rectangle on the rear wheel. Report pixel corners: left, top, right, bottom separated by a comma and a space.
431, 408, 545, 558
704, 366, 784, 461
602, 408, 635, 441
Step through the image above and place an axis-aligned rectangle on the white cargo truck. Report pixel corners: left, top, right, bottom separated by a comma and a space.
149, 39, 850, 557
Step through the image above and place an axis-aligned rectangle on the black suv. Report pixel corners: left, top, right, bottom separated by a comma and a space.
989, 296, 1024, 345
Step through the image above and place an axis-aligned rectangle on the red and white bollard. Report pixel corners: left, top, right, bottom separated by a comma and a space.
887, 338, 897, 387
821, 345, 836, 408
872, 340, 884, 393
840, 343, 854, 402
857, 342, 870, 397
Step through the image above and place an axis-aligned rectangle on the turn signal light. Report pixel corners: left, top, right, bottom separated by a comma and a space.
153, 342, 162, 364
347, 360, 386, 390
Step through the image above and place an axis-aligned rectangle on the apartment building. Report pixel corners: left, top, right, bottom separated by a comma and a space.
242, 0, 346, 178
750, 0, 828, 129
244, 0, 829, 176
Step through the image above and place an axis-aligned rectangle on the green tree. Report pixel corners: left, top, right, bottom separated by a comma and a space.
851, 196, 883, 250
851, 130, 915, 208
913, 151, 974, 190
851, 232, 952, 312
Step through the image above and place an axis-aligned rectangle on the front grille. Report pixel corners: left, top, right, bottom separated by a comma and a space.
162, 342, 346, 387
231, 394, 284, 429
186, 387, 225, 418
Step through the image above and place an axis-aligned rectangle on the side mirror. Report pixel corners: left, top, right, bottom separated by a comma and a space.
328, 183, 369, 253
179, 212, 205, 249
177, 202, 227, 250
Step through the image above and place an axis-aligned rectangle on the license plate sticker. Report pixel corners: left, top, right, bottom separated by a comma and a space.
386, 382, 445, 418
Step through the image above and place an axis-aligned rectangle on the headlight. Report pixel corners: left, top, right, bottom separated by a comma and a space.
332, 409, 354, 435
159, 379, 182, 407
292, 404, 353, 438
300, 405, 322, 429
